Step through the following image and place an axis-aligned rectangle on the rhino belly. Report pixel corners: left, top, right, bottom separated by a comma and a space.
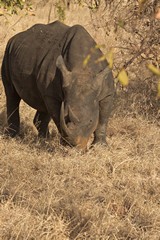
12, 75, 47, 112
19, 88, 46, 112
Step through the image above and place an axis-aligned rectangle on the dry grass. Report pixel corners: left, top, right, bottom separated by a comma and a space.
0, 79, 160, 239
0, 1, 160, 239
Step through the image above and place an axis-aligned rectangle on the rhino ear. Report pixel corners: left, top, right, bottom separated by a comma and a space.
56, 55, 72, 88
93, 67, 111, 95
97, 67, 111, 82
95, 67, 111, 86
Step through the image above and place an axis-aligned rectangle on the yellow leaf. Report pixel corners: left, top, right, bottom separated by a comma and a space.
83, 54, 91, 67
0, 9, 4, 16
118, 69, 129, 86
138, 0, 148, 6
138, 0, 147, 3
95, 44, 105, 49
147, 64, 160, 76
157, 79, 160, 98
95, 50, 114, 68
95, 54, 107, 63
91, 44, 105, 54
107, 49, 114, 69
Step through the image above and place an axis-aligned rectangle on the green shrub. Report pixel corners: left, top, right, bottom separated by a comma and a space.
0, 0, 27, 13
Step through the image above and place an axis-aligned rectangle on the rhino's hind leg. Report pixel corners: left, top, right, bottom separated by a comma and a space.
93, 94, 114, 145
5, 87, 21, 137
33, 111, 51, 138
2, 56, 21, 137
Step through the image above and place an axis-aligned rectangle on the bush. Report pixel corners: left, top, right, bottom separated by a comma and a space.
0, 0, 28, 13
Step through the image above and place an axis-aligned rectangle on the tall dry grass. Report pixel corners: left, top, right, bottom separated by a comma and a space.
0, 81, 160, 239
0, 1, 160, 239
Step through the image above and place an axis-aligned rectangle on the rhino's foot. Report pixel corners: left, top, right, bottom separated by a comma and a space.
60, 137, 71, 147
38, 130, 50, 139
4, 126, 19, 138
93, 123, 108, 146
38, 133, 51, 140
91, 137, 107, 147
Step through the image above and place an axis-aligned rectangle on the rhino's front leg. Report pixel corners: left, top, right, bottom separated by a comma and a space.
33, 111, 51, 138
93, 94, 114, 145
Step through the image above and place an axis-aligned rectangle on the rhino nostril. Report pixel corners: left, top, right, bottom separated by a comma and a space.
64, 115, 75, 129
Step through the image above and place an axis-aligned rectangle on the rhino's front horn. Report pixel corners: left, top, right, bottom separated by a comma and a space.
60, 102, 72, 137
56, 55, 72, 88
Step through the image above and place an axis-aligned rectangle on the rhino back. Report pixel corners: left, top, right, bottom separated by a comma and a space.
4, 21, 69, 110
7, 21, 69, 77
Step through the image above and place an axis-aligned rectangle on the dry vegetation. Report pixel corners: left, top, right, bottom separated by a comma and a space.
0, 0, 160, 239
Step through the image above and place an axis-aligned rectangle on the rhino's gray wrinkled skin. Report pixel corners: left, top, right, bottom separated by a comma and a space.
1, 21, 115, 149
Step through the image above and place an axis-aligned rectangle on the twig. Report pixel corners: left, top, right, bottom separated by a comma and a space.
2, 15, 23, 41
10, 15, 23, 29
47, 2, 53, 24
123, 51, 143, 69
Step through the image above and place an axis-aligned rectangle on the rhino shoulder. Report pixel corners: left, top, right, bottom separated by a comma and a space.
69, 24, 88, 34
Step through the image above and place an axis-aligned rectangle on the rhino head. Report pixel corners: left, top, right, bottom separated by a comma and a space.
56, 55, 109, 150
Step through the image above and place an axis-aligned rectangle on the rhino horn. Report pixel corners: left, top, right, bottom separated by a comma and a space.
56, 55, 72, 88
60, 101, 72, 137
68, 105, 80, 124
